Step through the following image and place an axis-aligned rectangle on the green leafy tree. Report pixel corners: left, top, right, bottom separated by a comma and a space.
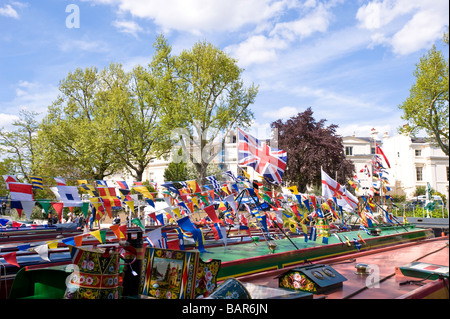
152, 35, 258, 182
399, 31, 449, 156
0, 110, 40, 180
96, 63, 173, 181
36, 67, 122, 180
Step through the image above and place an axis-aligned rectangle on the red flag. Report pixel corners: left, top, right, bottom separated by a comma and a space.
166, 239, 180, 250
110, 224, 122, 239
204, 205, 220, 223
376, 143, 391, 168
3, 252, 19, 267
119, 224, 127, 238
51, 202, 64, 221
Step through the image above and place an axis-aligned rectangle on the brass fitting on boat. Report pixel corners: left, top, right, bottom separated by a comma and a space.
355, 263, 370, 275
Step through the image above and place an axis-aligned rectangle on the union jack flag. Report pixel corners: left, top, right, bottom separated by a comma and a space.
237, 128, 287, 184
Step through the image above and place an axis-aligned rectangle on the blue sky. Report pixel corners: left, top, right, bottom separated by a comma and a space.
1, 0, 448, 140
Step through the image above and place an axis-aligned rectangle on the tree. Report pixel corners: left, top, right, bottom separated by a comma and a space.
36, 67, 122, 180
152, 35, 258, 183
399, 31, 449, 156
0, 110, 40, 180
96, 63, 173, 181
271, 108, 354, 192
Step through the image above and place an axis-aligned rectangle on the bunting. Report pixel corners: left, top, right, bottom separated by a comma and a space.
30, 176, 44, 190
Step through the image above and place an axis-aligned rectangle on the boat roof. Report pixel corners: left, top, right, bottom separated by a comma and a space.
237, 236, 449, 299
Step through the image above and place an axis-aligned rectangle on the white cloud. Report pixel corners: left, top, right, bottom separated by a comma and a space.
112, 20, 143, 37
86, 0, 290, 34
263, 106, 298, 119
0, 113, 19, 129
269, 2, 332, 41
226, 1, 335, 67
0, 4, 19, 19
225, 35, 288, 66
356, 0, 449, 55
2, 81, 59, 120
391, 9, 448, 55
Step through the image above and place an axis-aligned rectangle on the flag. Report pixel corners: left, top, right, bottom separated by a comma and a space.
54, 177, 66, 186
287, 186, 299, 194
161, 182, 180, 196
186, 180, 202, 194
237, 127, 287, 184
239, 213, 252, 237
51, 202, 64, 222
8, 182, 33, 201
96, 180, 108, 187
90, 229, 106, 244
348, 180, 359, 193
206, 175, 221, 189
50, 186, 83, 207
116, 181, 129, 189
224, 195, 238, 216
21, 201, 35, 220
144, 228, 164, 248
131, 218, 145, 230
177, 216, 207, 252
321, 169, 358, 212
309, 226, 317, 241
34, 244, 50, 262
353, 238, 362, 251
223, 170, 237, 182
132, 186, 154, 200
98, 187, 122, 207
3, 175, 18, 189
204, 205, 220, 223
110, 224, 124, 240
3, 252, 19, 267
30, 176, 44, 190
376, 142, 390, 168
79, 183, 99, 197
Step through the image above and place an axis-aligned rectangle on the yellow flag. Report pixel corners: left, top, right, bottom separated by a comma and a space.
289, 218, 297, 233
172, 207, 181, 218
301, 219, 308, 234
78, 180, 88, 185
47, 240, 59, 249
89, 198, 103, 210
221, 186, 230, 195
287, 186, 299, 195
90, 230, 104, 244
242, 170, 251, 180
191, 196, 200, 208
132, 186, 154, 200
125, 200, 134, 212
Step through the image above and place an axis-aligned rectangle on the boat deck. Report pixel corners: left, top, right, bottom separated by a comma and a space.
237, 236, 449, 299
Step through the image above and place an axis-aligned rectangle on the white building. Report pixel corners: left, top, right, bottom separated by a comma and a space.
343, 128, 449, 199
382, 133, 449, 198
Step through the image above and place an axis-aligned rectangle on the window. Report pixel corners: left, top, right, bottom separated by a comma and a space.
447, 167, 449, 181
371, 147, 376, 155
345, 146, 353, 156
416, 167, 423, 181
415, 149, 422, 156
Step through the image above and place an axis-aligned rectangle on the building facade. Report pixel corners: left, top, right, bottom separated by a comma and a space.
343, 128, 449, 199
